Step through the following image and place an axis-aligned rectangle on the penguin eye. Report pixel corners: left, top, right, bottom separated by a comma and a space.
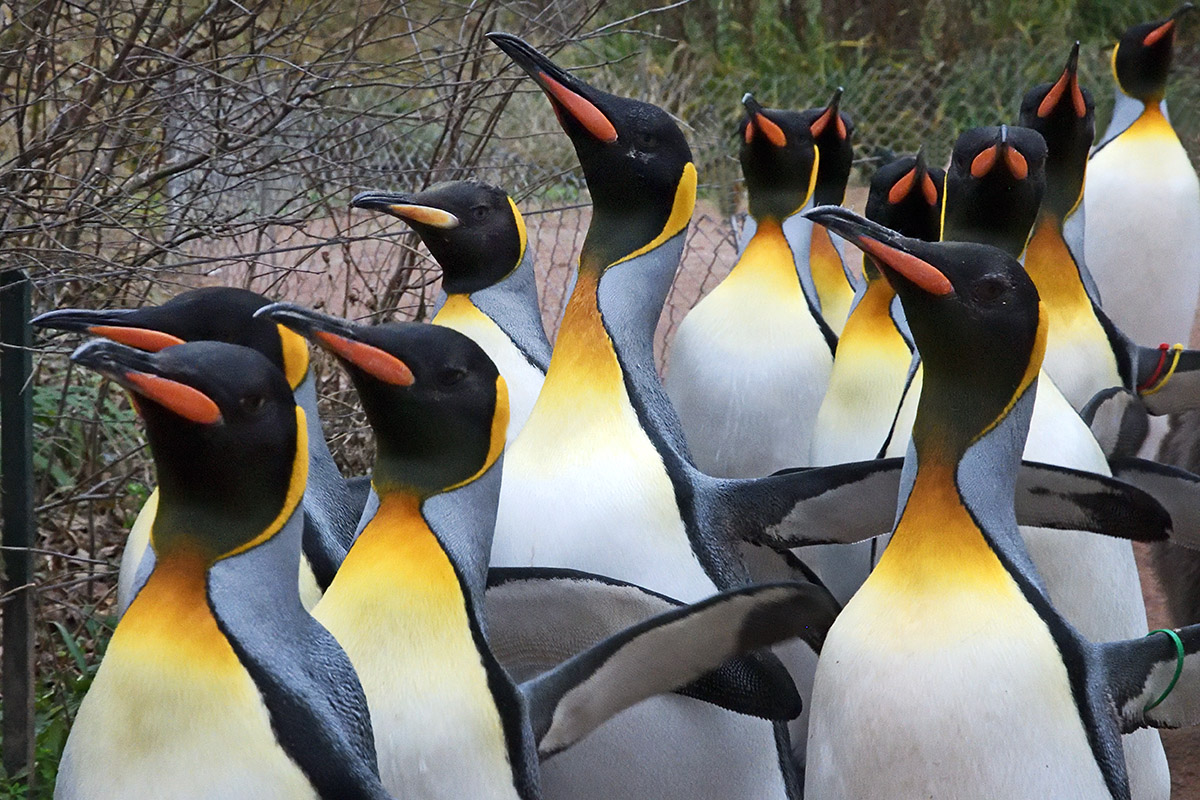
437, 367, 467, 387
471, 205, 489, 221
972, 276, 1010, 305
636, 131, 659, 150
240, 394, 266, 414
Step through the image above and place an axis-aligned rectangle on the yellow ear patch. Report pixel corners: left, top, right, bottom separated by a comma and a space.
447, 375, 509, 492
508, 196, 528, 266
277, 324, 310, 390
223, 406, 309, 559
610, 162, 697, 269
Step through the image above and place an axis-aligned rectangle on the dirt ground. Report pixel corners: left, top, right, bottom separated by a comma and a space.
184, 186, 1200, 795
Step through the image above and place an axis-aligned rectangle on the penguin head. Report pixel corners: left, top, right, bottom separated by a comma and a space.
806, 206, 1045, 450
1019, 42, 1095, 218
1112, 4, 1193, 102
71, 339, 303, 561
261, 304, 507, 497
351, 181, 527, 294
945, 125, 1048, 258
863, 150, 944, 279
797, 88, 855, 206
738, 93, 819, 223
487, 32, 695, 271
33, 287, 311, 391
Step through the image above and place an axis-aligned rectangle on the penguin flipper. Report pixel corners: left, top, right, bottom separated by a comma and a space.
1108, 456, 1200, 548
1102, 626, 1200, 732
718, 458, 906, 548
1081, 387, 1149, 458
486, 568, 804, 719
722, 457, 1168, 549
1013, 459, 1169, 542
509, 578, 836, 758
1134, 343, 1200, 415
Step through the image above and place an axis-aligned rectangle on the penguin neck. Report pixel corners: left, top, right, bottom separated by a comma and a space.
539, 265, 630, 411
875, 378, 1036, 593
1024, 211, 1095, 327
844, 274, 897, 335
329, 486, 489, 642
117, 501, 307, 665
536, 228, 689, 446
808, 220, 853, 314
437, 247, 552, 371
726, 217, 802, 290
1101, 89, 1174, 147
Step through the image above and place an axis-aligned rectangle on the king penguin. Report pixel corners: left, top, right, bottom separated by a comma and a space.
803, 150, 943, 604
804, 204, 1200, 800
1084, 4, 1200, 348
55, 339, 389, 800
665, 93, 835, 478
484, 32, 911, 799
261, 302, 842, 800
801, 88, 860, 335
350, 181, 550, 441
32, 287, 361, 613
885, 124, 1171, 799
1020, 42, 1200, 418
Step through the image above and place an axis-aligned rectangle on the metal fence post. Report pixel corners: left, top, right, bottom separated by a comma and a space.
1, 268, 36, 789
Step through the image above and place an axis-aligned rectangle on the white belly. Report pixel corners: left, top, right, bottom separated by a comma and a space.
492, 407, 718, 603
1084, 132, 1200, 346
665, 274, 831, 478
806, 576, 1109, 800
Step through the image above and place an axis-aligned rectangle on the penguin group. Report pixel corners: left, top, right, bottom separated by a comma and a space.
35, 7, 1200, 799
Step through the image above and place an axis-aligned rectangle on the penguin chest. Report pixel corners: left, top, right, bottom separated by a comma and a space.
806, 498, 1107, 799
314, 496, 519, 800
665, 221, 833, 477
811, 293, 911, 465
435, 295, 545, 441
1085, 110, 1200, 345
56, 558, 316, 800
1024, 223, 1123, 411
494, 380, 716, 601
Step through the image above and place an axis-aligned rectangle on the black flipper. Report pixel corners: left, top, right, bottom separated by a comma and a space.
719, 458, 1168, 548
512, 578, 836, 757
1108, 457, 1200, 549
485, 568, 805, 720
1081, 387, 1149, 458
1102, 625, 1200, 732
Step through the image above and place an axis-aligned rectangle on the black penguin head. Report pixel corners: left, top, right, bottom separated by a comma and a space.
797, 88, 855, 206
863, 150, 944, 280
1113, 4, 1193, 102
261, 304, 507, 497
945, 125, 1048, 258
738, 94, 819, 222
866, 150, 944, 243
351, 182, 527, 294
806, 206, 1046, 452
71, 339, 302, 561
33, 287, 311, 390
1019, 43, 1095, 218
488, 32, 695, 271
